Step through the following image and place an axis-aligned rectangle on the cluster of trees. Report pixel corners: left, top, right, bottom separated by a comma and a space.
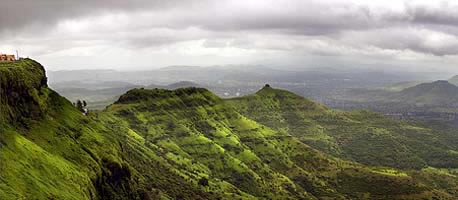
73, 100, 88, 114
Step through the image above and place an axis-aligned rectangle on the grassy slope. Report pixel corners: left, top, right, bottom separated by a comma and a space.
104, 87, 458, 199
0, 59, 48, 124
1, 60, 458, 199
0, 61, 219, 200
227, 86, 458, 170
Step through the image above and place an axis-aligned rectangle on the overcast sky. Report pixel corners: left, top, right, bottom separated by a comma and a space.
1, 0, 458, 72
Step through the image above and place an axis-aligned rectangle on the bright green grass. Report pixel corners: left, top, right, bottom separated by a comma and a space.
227, 86, 458, 170
2, 61, 458, 199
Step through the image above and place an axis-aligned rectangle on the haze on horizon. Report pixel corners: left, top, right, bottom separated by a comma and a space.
1, 0, 458, 73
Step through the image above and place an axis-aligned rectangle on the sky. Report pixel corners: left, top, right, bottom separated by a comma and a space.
1, 0, 458, 72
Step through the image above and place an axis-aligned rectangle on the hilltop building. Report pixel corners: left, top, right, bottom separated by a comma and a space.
0, 54, 16, 62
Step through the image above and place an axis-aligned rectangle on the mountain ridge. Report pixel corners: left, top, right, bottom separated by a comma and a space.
1, 59, 458, 199
227, 84, 458, 170
393, 80, 458, 106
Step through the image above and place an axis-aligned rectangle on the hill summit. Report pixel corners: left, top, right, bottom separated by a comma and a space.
0, 59, 49, 124
448, 75, 458, 86
394, 80, 458, 105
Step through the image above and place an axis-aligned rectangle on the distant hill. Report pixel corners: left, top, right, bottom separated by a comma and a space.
52, 80, 200, 110
49, 81, 143, 110
147, 81, 200, 90
383, 81, 424, 92
165, 81, 200, 90
46, 66, 447, 112
47, 69, 118, 83
339, 80, 458, 109
158, 65, 203, 71
50, 80, 140, 90
47, 65, 439, 91
392, 80, 458, 106
448, 75, 458, 86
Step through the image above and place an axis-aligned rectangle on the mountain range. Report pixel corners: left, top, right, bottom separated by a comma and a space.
1, 59, 458, 199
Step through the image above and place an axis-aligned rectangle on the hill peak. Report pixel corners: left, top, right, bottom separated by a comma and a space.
115, 87, 219, 105
256, 84, 296, 96
448, 75, 458, 85
394, 80, 458, 105
431, 80, 452, 85
242, 84, 328, 112
403, 80, 457, 91
0, 59, 50, 123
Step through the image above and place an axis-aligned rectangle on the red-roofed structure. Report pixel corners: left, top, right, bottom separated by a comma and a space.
0, 54, 16, 62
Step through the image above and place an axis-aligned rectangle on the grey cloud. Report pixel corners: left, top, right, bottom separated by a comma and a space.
407, 3, 458, 26
0, 0, 206, 32
0, 1, 381, 35
165, 1, 376, 35
343, 27, 458, 56
3, 0, 457, 38
3, 0, 458, 69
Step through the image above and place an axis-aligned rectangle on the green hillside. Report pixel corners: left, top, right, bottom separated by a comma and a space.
1, 60, 458, 199
227, 85, 458, 170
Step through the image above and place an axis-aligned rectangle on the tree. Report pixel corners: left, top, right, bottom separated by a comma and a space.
76, 100, 84, 112
198, 177, 209, 187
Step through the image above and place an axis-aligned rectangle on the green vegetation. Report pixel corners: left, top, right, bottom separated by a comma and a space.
227, 85, 458, 170
0, 59, 48, 124
1, 60, 458, 199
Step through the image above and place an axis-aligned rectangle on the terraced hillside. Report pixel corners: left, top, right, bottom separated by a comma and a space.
228, 85, 458, 170
1, 59, 458, 199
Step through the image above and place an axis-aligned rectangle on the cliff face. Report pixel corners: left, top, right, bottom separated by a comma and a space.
0, 59, 49, 125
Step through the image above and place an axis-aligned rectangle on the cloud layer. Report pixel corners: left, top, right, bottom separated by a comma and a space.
2, 0, 458, 71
